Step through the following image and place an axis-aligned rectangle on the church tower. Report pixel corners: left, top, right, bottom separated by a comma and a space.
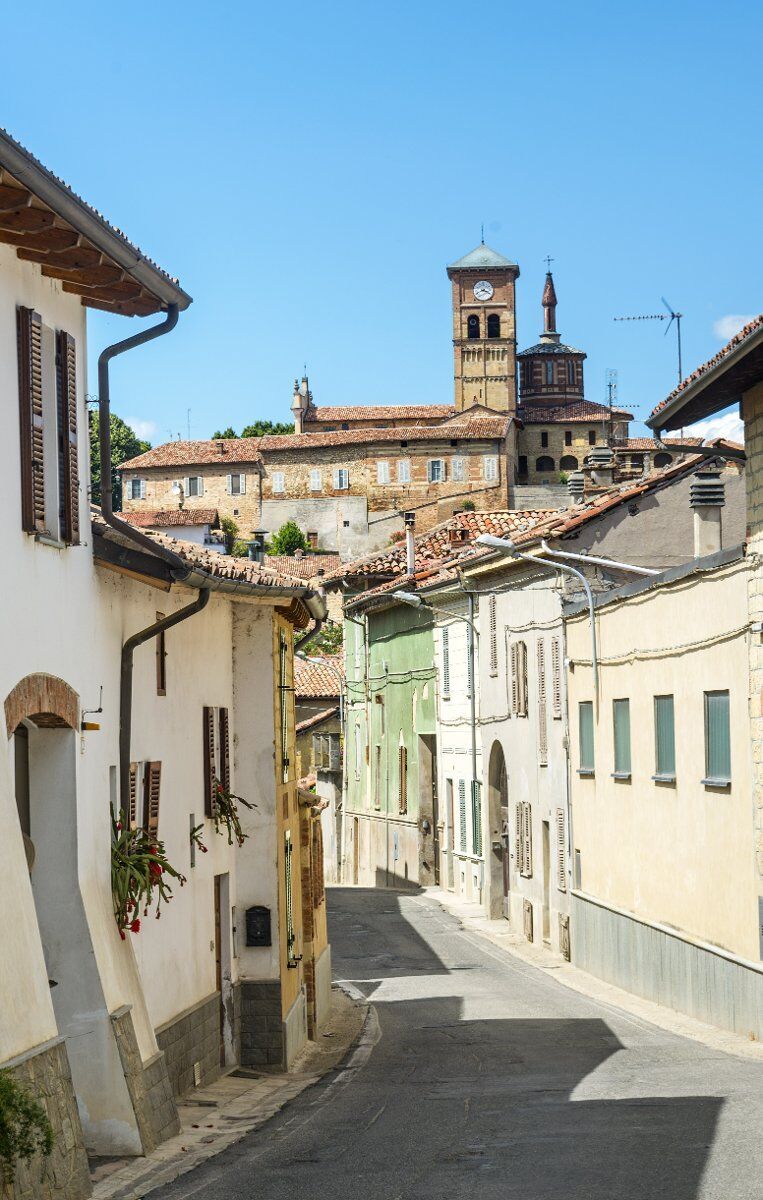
447, 242, 520, 413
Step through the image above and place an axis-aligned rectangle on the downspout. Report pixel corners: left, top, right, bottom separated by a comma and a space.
295, 617, 324, 652
467, 591, 478, 812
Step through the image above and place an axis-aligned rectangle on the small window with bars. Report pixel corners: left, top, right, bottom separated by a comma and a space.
612, 699, 631, 779
578, 701, 594, 775
653, 695, 676, 781
703, 690, 730, 786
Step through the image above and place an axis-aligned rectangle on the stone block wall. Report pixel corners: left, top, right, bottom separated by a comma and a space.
0, 1038, 90, 1200
239, 980, 285, 1070
154, 994, 222, 1099
110, 1007, 180, 1152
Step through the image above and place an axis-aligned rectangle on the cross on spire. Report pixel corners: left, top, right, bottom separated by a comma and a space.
544, 254, 554, 271
480, 223, 485, 245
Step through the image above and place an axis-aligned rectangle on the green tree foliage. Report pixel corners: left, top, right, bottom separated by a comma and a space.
212, 426, 239, 439
268, 521, 309, 556
310, 621, 343, 654
240, 420, 294, 438
89, 412, 150, 511
219, 515, 239, 554
0, 1070, 54, 1182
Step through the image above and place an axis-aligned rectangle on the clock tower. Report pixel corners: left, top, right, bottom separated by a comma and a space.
447, 242, 520, 413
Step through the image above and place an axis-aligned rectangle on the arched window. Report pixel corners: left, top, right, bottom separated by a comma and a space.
654, 452, 673, 468
536, 456, 555, 473
487, 313, 501, 339
567, 361, 575, 385
545, 361, 554, 385
560, 455, 578, 471
467, 314, 480, 340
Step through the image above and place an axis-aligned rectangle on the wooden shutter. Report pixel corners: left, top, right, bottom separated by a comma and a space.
219, 707, 231, 792
537, 639, 548, 766
510, 642, 518, 713
515, 801, 524, 872
399, 745, 408, 813
459, 780, 467, 852
522, 801, 533, 878
144, 761, 162, 832
56, 330, 79, 544
128, 762, 139, 829
17, 307, 45, 533
284, 832, 296, 960
441, 628, 450, 697
203, 706, 217, 817
517, 641, 528, 717
551, 637, 562, 719
466, 626, 474, 698
488, 595, 498, 675
471, 780, 482, 857
329, 734, 341, 771
556, 807, 567, 892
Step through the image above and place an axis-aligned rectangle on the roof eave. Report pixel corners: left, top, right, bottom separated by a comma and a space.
648, 324, 763, 432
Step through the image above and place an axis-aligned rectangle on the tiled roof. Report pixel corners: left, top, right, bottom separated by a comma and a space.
650, 314, 763, 422
448, 243, 518, 270
260, 417, 509, 451
296, 706, 340, 734
264, 553, 342, 580
306, 404, 455, 423
327, 508, 555, 584
120, 508, 219, 528
518, 400, 633, 423
294, 656, 344, 699
120, 439, 263, 470
518, 341, 585, 356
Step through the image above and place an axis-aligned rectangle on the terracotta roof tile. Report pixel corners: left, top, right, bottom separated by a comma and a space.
306, 404, 455, 423
120, 439, 263, 470
650, 314, 763, 421
294, 656, 344, 699
260, 417, 509, 451
614, 437, 702, 451
264, 553, 342, 580
518, 400, 633, 423
296, 707, 340, 734
120, 508, 219, 528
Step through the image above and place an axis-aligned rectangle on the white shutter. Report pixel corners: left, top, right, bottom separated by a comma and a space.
184, 477, 190, 496
441, 628, 451, 697
239, 473, 246, 494
510, 642, 518, 714
397, 459, 410, 484
466, 626, 474, 698
483, 455, 498, 481
452, 457, 465, 482
515, 801, 523, 873
377, 461, 390, 484
551, 637, 562, 719
139, 479, 146, 499
537, 639, 548, 766
226, 474, 232, 495
556, 808, 567, 892
197, 477, 204, 497
522, 802, 533, 878
489, 596, 498, 675
517, 641, 528, 717
310, 468, 321, 491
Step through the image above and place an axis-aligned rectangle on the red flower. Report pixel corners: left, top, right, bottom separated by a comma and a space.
149, 862, 163, 878
200, 845, 208, 854
130, 918, 141, 934
119, 929, 126, 941
116, 822, 122, 831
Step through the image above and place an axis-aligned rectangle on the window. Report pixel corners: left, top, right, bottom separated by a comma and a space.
703, 690, 731, 785
567, 361, 575, 386
307, 531, 318, 549
523, 362, 534, 391
612, 699, 631, 778
309, 468, 322, 491
126, 478, 146, 501
560, 455, 578, 471
284, 831, 296, 964
654, 452, 673, 468
333, 468, 349, 489
451, 457, 465, 482
467, 314, 480, 340
201, 704, 231, 816
588, 430, 596, 446
227, 473, 245, 495
441, 627, 451, 698
550, 637, 562, 719
578, 701, 594, 774
564, 430, 572, 446
186, 476, 203, 497
156, 612, 166, 696
427, 459, 445, 483
541, 431, 549, 448
458, 780, 468, 852
376, 460, 390, 484
397, 459, 411, 484
653, 695, 675, 780
536, 456, 554, 473
271, 471, 285, 494
518, 455, 528, 477
398, 744, 408, 814
483, 455, 498, 482
545, 361, 554, 385
471, 780, 482, 856
487, 313, 501, 339
488, 595, 498, 676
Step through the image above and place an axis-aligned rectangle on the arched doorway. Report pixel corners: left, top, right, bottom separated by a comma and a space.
487, 740, 509, 919
8, 674, 144, 1156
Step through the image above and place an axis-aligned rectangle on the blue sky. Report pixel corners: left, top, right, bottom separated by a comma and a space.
3, 1, 758, 442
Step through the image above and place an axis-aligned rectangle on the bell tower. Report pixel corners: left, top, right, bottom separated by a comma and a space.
447, 242, 520, 413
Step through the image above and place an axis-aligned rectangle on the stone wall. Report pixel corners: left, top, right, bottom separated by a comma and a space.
154, 994, 222, 1099
0, 1038, 90, 1200
516, 421, 628, 485
239, 980, 286, 1070
110, 1007, 179, 1152
122, 463, 262, 536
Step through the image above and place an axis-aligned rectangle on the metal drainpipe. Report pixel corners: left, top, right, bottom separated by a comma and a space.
467, 591, 478, 807
539, 540, 660, 577
119, 592, 210, 816
295, 618, 324, 652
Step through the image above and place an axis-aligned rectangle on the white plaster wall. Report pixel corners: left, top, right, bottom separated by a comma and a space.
262, 496, 398, 559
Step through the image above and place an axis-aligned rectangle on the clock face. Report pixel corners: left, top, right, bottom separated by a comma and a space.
473, 280, 494, 301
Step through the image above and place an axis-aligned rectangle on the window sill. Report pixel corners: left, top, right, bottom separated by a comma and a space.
35, 533, 65, 549
611, 772, 631, 782
701, 777, 731, 790
652, 773, 676, 786
577, 768, 595, 777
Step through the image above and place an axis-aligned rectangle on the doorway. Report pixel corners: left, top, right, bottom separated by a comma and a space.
445, 778, 455, 890
542, 820, 551, 943
352, 817, 359, 885
417, 735, 438, 886
487, 741, 510, 919
214, 873, 235, 1067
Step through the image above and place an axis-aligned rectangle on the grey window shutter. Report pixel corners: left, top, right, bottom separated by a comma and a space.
471, 780, 482, 857
537, 639, 548, 766
226, 473, 232, 494
556, 807, 566, 891
515, 801, 524, 872
203, 706, 217, 817
510, 642, 518, 713
459, 780, 467, 852
240, 473, 246, 494
522, 802, 533, 878
144, 761, 162, 832
466, 625, 474, 698
489, 595, 498, 675
551, 637, 562, 719
441, 628, 451, 696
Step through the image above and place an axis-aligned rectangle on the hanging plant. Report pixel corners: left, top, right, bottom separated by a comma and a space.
190, 823, 208, 855
0, 1070, 54, 1183
111, 809, 186, 937
212, 779, 256, 846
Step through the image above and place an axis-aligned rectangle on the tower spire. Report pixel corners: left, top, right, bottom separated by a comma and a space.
542, 268, 559, 338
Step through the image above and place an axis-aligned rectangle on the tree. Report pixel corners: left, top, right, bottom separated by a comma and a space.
212, 427, 239, 439
89, 411, 150, 511
241, 420, 294, 438
219, 515, 239, 554
310, 621, 343, 654
268, 521, 309, 556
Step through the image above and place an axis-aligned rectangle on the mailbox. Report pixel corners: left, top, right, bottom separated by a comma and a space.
245, 906, 271, 947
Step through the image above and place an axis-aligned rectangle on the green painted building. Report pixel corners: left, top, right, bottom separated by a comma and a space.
342, 592, 438, 888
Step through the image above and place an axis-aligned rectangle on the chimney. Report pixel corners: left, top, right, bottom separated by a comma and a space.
294, 548, 304, 559
587, 445, 615, 488
567, 471, 585, 503
290, 375, 312, 434
404, 512, 416, 576
690, 468, 725, 558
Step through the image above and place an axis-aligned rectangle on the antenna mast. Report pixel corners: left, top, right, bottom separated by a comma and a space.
605, 369, 618, 447
614, 298, 684, 385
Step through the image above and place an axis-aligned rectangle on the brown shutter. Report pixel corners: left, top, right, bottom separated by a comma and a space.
203, 706, 217, 817
219, 707, 231, 792
128, 762, 139, 829
144, 761, 162, 832
56, 330, 79, 544
17, 307, 44, 532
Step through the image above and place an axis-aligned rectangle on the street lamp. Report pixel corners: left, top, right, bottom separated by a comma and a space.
393, 590, 480, 637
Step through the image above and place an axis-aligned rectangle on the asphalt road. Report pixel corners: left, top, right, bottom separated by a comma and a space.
156, 887, 763, 1199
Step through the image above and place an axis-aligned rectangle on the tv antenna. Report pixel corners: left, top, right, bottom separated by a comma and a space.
614, 298, 683, 384
605, 369, 618, 446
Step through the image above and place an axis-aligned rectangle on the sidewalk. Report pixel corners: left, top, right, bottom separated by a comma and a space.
91, 985, 368, 1200
424, 886, 763, 1063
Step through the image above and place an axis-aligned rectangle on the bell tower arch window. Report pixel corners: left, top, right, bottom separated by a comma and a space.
467, 314, 480, 340
487, 313, 501, 339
